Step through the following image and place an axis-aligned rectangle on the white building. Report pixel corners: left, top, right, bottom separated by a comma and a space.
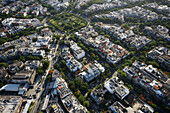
104, 76, 129, 100
66, 59, 82, 72
70, 41, 85, 59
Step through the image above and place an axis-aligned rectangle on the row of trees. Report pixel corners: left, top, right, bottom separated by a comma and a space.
0, 27, 36, 45
37, 60, 49, 75
68, 79, 90, 108
92, 17, 121, 25
54, 59, 90, 108
37, 26, 55, 32
20, 55, 42, 62
80, 0, 104, 10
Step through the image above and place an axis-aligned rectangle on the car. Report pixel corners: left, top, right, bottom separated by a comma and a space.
28, 96, 32, 99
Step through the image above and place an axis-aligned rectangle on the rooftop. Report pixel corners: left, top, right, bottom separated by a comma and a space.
104, 76, 129, 100
0, 96, 23, 113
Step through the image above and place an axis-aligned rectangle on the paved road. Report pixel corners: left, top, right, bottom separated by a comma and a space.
31, 35, 63, 113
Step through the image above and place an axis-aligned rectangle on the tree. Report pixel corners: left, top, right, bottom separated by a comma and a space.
13, 60, 18, 63
139, 23, 145, 29
32, 38, 37, 42
20, 56, 26, 62
78, 95, 85, 104
61, 40, 64, 45
37, 69, 44, 75
0, 82, 4, 88
89, 47, 95, 52
61, 72, 65, 79
47, 74, 52, 82
107, 72, 111, 76
152, 103, 157, 108
42, 60, 49, 70
105, 63, 110, 68
83, 101, 90, 107
80, 82, 88, 91
91, 110, 95, 113
122, 24, 130, 30
54, 64, 59, 69
74, 79, 82, 88
128, 84, 133, 90
74, 90, 81, 97
0, 62, 8, 68
0, 38, 6, 45
95, 55, 100, 61
60, 60, 66, 67
115, 40, 121, 45
55, 35, 61, 39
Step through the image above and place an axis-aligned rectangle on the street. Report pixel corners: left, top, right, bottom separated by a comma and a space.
31, 33, 63, 113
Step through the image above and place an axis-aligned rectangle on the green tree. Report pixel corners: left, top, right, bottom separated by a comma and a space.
122, 24, 130, 30
139, 23, 145, 29
83, 101, 90, 107
91, 110, 95, 113
152, 103, 157, 108
80, 82, 88, 91
47, 74, 52, 82
20, 56, 26, 62
105, 63, 110, 68
74, 90, 81, 97
0, 82, 4, 88
32, 38, 37, 42
42, 60, 50, 70
128, 84, 133, 90
60, 60, 66, 67
54, 64, 59, 69
0, 38, 6, 45
0, 62, 8, 68
78, 95, 85, 104
37, 69, 44, 75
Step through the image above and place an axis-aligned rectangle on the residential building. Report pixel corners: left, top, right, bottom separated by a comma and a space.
53, 78, 87, 113
77, 25, 129, 64
12, 66, 36, 85
70, 41, 85, 59
94, 6, 169, 22
95, 22, 151, 50
109, 100, 154, 113
0, 96, 23, 113
142, 3, 170, 16
90, 87, 106, 106
61, 47, 83, 72
78, 71, 95, 82
83, 60, 105, 77
144, 25, 170, 41
2, 18, 40, 27
46, 0, 69, 11
0, 67, 8, 79
123, 61, 170, 105
8, 61, 24, 74
109, 101, 128, 113
84, 1, 127, 14
24, 60, 40, 69
66, 59, 82, 72
104, 76, 130, 100
148, 47, 170, 70
143, 65, 168, 83
17, 47, 45, 57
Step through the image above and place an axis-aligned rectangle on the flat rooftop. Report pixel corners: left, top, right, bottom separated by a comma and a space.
0, 96, 22, 113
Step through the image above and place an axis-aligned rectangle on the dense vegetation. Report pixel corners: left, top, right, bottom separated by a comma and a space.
49, 13, 87, 33
0, 27, 36, 45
